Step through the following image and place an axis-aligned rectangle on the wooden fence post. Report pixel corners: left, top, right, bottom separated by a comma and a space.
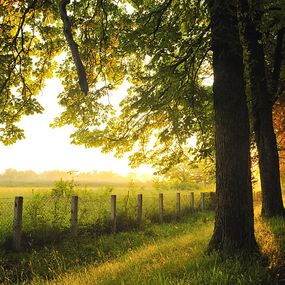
190, 192, 194, 209
200, 192, 205, 210
159, 193, 163, 222
176, 193, 181, 217
71, 196, 78, 237
138, 194, 143, 226
13, 196, 23, 251
209, 192, 216, 210
111, 195, 117, 233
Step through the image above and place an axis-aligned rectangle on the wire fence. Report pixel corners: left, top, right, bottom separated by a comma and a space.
0, 191, 225, 250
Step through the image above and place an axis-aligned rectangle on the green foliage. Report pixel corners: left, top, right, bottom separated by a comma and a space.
0, 0, 63, 144
151, 160, 214, 191
1, 0, 216, 170
25, 194, 48, 228
165, 160, 214, 184
152, 175, 167, 191
1, 0, 284, 174
51, 179, 76, 198
47, 0, 215, 173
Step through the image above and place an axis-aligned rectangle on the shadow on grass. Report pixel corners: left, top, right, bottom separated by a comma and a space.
48, 218, 273, 285
0, 210, 209, 284
1, 207, 279, 285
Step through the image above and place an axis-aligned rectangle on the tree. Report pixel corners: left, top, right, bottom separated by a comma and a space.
238, 0, 285, 216
164, 160, 214, 186
205, 0, 256, 252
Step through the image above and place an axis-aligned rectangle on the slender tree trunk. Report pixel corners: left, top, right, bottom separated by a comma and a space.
238, 0, 284, 217
206, 0, 257, 253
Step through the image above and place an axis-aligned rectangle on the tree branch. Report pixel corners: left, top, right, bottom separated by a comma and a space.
60, 0, 88, 95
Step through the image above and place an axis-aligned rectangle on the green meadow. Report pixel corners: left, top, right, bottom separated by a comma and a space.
0, 182, 284, 284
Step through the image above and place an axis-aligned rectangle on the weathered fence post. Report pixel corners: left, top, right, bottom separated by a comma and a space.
209, 192, 216, 210
176, 192, 181, 217
190, 192, 194, 209
111, 195, 117, 233
13, 196, 23, 251
138, 194, 143, 226
71, 196, 78, 237
159, 193, 163, 222
200, 192, 205, 210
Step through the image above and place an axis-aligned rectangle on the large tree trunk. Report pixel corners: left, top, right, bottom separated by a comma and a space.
238, 0, 284, 217
206, 0, 257, 253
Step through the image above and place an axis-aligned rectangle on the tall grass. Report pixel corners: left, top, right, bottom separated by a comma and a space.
0, 183, 214, 248
40, 212, 276, 285
0, 212, 212, 284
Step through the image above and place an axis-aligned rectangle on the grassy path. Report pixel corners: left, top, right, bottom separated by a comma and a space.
48, 222, 212, 285
41, 211, 281, 285
2, 208, 284, 284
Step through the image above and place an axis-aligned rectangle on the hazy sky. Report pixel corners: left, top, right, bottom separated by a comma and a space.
0, 78, 153, 176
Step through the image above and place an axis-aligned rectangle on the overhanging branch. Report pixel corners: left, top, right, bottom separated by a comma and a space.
60, 0, 88, 95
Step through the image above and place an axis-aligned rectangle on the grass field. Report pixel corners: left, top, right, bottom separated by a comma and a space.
1, 209, 283, 285
0, 183, 284, 284
0, 183, 215, 247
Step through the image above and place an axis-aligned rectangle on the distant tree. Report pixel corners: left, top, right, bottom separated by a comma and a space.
0, 169, 38, 183
164, 160, 214, 186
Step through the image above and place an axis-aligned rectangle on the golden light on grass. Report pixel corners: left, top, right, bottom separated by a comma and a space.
47, 224, 212, 285
255, 205, 282, 269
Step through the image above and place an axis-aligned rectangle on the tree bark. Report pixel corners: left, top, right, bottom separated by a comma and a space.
60, 0, 89, 95
206, 0, 257, 253
238, 0, 284, 217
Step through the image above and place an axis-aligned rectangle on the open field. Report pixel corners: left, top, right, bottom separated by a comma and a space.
0, 183, 284, 284
0, 184, 215, 246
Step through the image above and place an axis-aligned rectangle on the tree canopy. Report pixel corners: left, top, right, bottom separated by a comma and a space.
1, 0, 216, 173
52, 0, 215, 174
0, 0, 284, 176
0, 0, 63, 144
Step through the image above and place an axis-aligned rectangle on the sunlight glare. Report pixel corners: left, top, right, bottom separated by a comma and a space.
0, 78, 154, 177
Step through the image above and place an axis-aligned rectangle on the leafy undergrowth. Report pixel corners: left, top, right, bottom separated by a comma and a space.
1, 207, 285, 285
